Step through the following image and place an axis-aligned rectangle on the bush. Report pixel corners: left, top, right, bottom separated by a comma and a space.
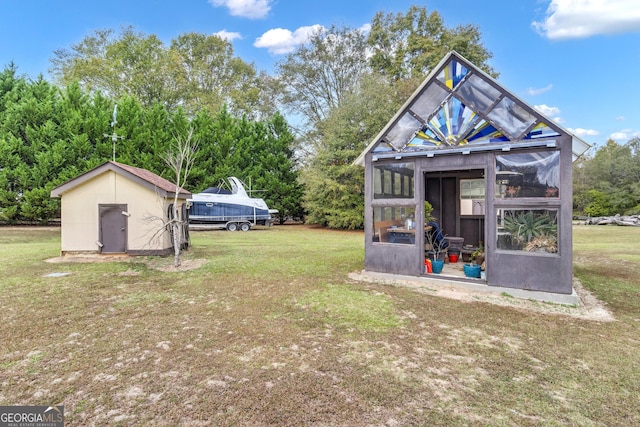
585, 190, 614, 217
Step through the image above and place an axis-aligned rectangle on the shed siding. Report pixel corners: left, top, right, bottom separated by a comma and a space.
60, 171, 173, 253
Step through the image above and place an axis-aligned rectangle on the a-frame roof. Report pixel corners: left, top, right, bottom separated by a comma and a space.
355, 51, 590, 166
50, 161, 192, 199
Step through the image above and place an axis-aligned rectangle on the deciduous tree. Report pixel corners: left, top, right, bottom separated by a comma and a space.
50, 27, 276, 118
163, 128, 198, 267
276, 25, 371, 136
574, 138, 640, 216
296, 6, 496, 229
303, 73, 403, 229
51, 27, 181, 109
367, 5, 497, 80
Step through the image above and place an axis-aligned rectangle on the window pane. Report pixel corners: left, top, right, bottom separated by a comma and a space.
460, 178, 485, 215
487, 97, 536, 138
455, 74, 501, 114
495, 151, 560, 198
425, 96, 478, 146
464, 119, 507, 145
437, 58, 469, 90
372, 141, 394, 153
384, 112, 422, 150
523, 122, 560, 139
410, 84, 448, 119
373, 206, 416, 244
496, 209, 558, 253
373, 163, 415, 199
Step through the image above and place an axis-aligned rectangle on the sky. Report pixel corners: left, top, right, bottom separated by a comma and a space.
2, 0, 640, 150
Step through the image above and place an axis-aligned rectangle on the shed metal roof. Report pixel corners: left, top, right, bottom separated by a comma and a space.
50, 161, 192, 199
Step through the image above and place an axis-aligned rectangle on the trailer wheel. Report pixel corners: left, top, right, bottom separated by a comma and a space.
240, 223, 251, 232
226, 222, 238, 231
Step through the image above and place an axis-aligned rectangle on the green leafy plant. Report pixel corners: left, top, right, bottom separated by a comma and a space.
424, 201, 434, 222
503, 210, 557, 246
470, 244, 485, 265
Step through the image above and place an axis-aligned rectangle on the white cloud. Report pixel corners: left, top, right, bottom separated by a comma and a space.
254, 25, 325, 54
209, 0, 271, 19
568, 127, 600, 136
610, 131, 628, 140
358, 23, 372, 34
527, 84, 553, 95
615, 115, 625, 121
214, 30, 243, 41
534, 104, 561, 117
532, 0, 640, 39
610, 129, 640, 141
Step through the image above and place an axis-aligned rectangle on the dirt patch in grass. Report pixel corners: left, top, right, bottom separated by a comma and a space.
45, 254, 207, 272
349, 272, 614, 322
144, 258, 207, 272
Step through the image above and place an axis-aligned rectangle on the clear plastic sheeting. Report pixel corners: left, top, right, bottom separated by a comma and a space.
409, 84, 448, 119
496, 151, 560, 198
487, 97, 537, 139
572, 136, 591, 161
384, 112, 421, 150
456, 74, 500, 114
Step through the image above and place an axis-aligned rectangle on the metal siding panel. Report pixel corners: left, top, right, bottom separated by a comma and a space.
99, 204, 127, 253
366, 244, 420, 276
491, 252, 572, 294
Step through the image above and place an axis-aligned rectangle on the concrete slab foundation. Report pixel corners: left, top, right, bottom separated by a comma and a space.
351, 270, 580, 306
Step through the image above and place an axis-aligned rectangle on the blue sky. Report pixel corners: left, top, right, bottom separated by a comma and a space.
2, 0, 640, 149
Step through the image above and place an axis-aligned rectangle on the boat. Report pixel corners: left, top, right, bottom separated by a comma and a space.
187, 177, 275, 231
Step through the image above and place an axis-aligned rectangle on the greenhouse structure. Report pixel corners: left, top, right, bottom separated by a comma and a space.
354, 51, 590, 297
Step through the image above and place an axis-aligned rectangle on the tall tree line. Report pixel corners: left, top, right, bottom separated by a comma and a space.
0, 65, 303, 223
3, 5, 498, 228
49, 27, 279, 121
277, 6, 496, 228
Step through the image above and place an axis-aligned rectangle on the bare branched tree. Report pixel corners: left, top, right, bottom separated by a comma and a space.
164, 128, 198, 267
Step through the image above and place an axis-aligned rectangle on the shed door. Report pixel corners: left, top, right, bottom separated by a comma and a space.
99, 204, 127, 253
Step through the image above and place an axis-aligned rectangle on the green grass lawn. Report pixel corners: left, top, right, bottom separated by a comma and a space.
1, 224, 639, 426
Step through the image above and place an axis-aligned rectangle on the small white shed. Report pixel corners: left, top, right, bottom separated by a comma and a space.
50, 161, 191, 255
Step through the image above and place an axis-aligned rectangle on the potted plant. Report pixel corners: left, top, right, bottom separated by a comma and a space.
464, 243, 484, 278
470, 244, 485, 266
463, 263, 482, 278
424, 201, 434, 222
425, 224, 448, 274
